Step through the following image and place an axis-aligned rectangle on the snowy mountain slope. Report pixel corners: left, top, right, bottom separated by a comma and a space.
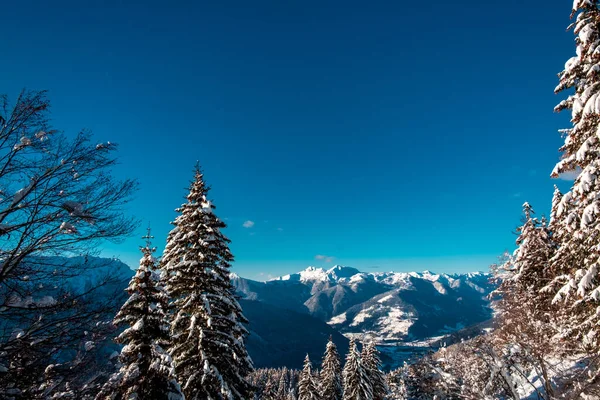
232, 266, 494, 342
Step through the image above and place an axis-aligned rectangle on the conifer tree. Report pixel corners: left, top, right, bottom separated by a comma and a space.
96, 229, 183, 400
551, 0, 600, 347
298, 354, 320, 400
161, 166, 254, 400
263, 377, 277, 400
360, 342, 388, 400
342, 339, 372, 400
286, 391, 298, 400
492, 204, 558, 396
504, 203, 555, 304
277, 371, 288, 400
320, 336, 343, 400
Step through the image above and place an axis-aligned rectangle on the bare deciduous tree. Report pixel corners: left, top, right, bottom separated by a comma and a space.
0, 90, 138, 398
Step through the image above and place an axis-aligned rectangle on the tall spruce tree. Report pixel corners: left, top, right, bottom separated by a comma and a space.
320, 337, 343, 400
96, 229, 183, 400
161, 166, 254, 400
342, 339, 372, 400
551, 0, 600, 348
506, 203, 555, 303
263, 377, 277, 400
360, 342, 388, 400
298, 354, 320, 400
277, 371, 288, 400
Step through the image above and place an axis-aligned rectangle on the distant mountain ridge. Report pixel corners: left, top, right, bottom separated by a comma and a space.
232, 265, 494, 343
43, 257, 493, 369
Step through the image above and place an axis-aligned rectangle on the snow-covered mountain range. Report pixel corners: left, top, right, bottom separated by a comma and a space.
232, 265, 494, 343
38, 258, 494, 369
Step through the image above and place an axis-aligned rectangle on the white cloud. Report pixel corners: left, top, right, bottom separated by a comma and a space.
242, 220, 255, 228
315, 254, 335, 263
277, 227, 284, 232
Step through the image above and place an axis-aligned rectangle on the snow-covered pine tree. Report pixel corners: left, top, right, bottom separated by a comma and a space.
263, 377, 277, 400
95, 229, 183, 400
501, 203, 555, 306
276, 370, 288, 400
286, 391, 298, 400
551, 0, 600, 347
161, 166, 254, 400
549, 185, 564, 233
342, 339, 372, 400
298, 354, 320, 400
360, 342, 388, 400
320, 337, 342, 400
492, 203, 557, 397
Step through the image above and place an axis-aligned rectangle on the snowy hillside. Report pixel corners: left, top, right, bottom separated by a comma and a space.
232, 266, 494, 343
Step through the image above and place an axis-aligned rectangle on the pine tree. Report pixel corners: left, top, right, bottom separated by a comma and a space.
298, 354, 320, 400
320, 336, 342, 400
96, 229, 183, 400
492, 204, 557, 397
505, 203, 555, 304
276, 371, 288, 400
161, 166, 254, 400
263, 377, 277, 400
342, 339, 372, 400
551, 0, 600, 348
360, 342, 388, 400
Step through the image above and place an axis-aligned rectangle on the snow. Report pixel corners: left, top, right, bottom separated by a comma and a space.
376, 272, 413, 288
132, 319, 145, 331
37, 296, 56, 306
420, 270, 441, 282
13, 136, 31, 150
35, 130, 48, 141
59, 221, 78, 234
349, 273, 366, 284
350, 306, 376, 326
432, 281, 447, 295
299, 266, 329, 282
12, 180, 35, 206
377, 294, 394, 303
328, 313, 347, 325
84, 341, 95, 351
577, 264, 598, 296
466, 281, 486, 293
7, 295, 34, 307
377, 307, 415, 338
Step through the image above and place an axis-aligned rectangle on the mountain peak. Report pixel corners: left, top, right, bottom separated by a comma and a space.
327, 265, 361, 280
299, 266, 328, 282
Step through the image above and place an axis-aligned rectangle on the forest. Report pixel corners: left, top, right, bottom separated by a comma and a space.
2, 1, 600, 399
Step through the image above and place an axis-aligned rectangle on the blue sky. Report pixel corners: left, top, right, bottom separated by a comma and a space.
0, 0, 577, 280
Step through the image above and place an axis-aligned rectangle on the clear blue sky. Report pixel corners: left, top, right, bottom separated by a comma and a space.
0, 0, 576, 280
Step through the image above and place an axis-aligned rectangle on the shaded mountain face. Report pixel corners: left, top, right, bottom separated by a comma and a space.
34, 258, 493, 369
26, 257, 344, 370
232, 266, 494, 342
240, 299, 348, 369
